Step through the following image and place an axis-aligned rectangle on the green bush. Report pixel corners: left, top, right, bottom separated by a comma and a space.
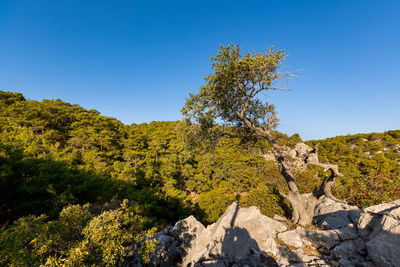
240, 184, 291, 218
334, 170, 400, 208
0, 200, 156, 266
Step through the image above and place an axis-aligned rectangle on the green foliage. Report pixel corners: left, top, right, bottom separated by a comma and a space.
1, 89, 399, 265
307, 131, 400, 207
196, 181, 237, 224
182, 43, 287, 131
240, 185, 291, 218
334, 170, 400, 208
0, 200, 156, 266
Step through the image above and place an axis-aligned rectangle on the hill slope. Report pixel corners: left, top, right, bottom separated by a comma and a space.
0, 90, 399, 265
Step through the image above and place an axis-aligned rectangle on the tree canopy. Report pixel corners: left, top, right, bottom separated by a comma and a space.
182, 44, 347, 225
0, 87, 399, 264
182, 44, 290, 139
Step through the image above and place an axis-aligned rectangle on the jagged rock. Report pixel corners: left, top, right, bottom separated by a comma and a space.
278, 230, 309, 248
357, 212, 377, 239
353, 237, 367, 256
314, 196, 361, 229
364, 199, 400, 219
274, 246, 304, 265
182, 202, 286, 266
273, 214, 288, 221
123, 199, 400, 267
357, 200, 400, 267
333, 240, 359, 261
172, 215, 205, 247
334, 224, 359, 241
296, 226, 340, 249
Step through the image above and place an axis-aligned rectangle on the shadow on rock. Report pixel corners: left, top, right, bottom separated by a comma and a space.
195, 202, 279, 266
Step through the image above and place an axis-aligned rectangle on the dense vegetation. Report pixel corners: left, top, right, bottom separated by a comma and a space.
0, 90, 399, 265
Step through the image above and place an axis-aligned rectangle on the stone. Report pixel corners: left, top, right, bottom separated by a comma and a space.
314, 196, 361, 230
366, 224, 400, 267
156, 234, 173, 246
353, 237, 367, 256
123, 199, 400, 267
357, 212, 377, 239
261, 237, 278, 256
182, 202, 285, 266
273, 214, 287, 221
296, 226, 340, 249
357, 199, 400, 266
278, 230, 306, 248
172, 215, 205, 248
275, 246, 304, 264
333, 240, 357, 259
334, 224, 359, 241
364, 199, 400, 219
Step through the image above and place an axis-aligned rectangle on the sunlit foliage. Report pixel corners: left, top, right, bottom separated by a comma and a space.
0, 90, 399, 265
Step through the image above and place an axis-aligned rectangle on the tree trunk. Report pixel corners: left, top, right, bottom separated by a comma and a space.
287, 192, 318, 225
261, 141, 344, 225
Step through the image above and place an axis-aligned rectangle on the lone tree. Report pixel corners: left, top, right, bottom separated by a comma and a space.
182, 44, 344, 225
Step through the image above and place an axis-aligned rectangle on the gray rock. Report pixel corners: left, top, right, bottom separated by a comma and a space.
357, 199, 400, 267
334, 224, 359, 241
275, 246, 304, 265
296, 226, 340, 249
156, 234, 173, 246
357, 212, 377, 239
364, 199, 400, 219
123, 199, 400, 267
273, 214, 288, 221
172, 215, 205, 248
353, 237, 367, 256
333, 240, 357, 258
366, 223, 400, 267
182, 202, 285, 266
278, 230, 308, 248
314, 196, 361, 230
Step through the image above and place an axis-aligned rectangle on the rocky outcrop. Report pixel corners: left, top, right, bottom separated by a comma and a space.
357, 200, 400, 267
124, 198, 400, 267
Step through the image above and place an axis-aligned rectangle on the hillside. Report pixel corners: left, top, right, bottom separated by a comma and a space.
0, 90, 399, 265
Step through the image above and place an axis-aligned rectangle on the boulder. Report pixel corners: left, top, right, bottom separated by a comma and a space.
122, 199, 400, 267
360, 200, 400, 267
333, 224, 359, 241
296, 226, 340, 249
314, 196, 362, 229
278, 230, 309, 248
171, 215, 205, 249
182, 202, 286, 266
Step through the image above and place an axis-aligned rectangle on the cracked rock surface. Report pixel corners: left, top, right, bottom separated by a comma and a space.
122, 198, 400, 266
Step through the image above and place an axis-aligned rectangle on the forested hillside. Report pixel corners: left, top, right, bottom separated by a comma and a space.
0, 90, 399, 265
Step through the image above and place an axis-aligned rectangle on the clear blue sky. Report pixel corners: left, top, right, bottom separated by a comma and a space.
1, 0, 399, 140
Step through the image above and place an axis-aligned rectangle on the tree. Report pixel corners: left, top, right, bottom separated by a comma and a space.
182, 44, 344, 225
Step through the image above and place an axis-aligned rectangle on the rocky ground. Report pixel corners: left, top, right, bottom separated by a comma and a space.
122, 197, 400, 266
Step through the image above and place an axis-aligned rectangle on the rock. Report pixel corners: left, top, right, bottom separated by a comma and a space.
296, 226, 340, 249
366, 223, 400, 267
273, 214, 287, 221
278, 230, 307, 248
333, 240, 358, 259
182, 202, 286, 266
172, 215, 205, 248
123, 199, 400, 267
262, 237, 279, 256
275, 246, 304, 265
358, 200, 400, 267
364, 199, 400, 219
353, 237, 367, 256
314, 196, 361, 230
334, 224, 359, 241
357, 212, 378, 239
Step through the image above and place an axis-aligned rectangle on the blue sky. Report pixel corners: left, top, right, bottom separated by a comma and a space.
1, 0, 399, 140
